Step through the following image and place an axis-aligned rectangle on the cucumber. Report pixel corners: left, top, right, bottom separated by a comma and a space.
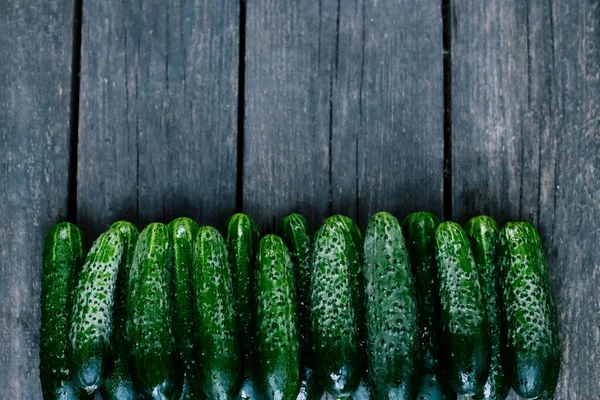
40, 222, 86, 400
102, 221, 140, 400
498, 222, 560, 399
465, 216, 509, 400
435, 221, 490, 395
165, 217, 200, 400
310, 216, 362, 396
193, 226, 241, 400
333, 214, 364, 259
363, 212, 419, 399
69, 228, 124, 393
255, 234, 300, 400
402, 212, 454, 400
127, 223, 182, 399
225, 213, 260, 380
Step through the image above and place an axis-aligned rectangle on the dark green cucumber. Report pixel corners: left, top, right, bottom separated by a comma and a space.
498, 222, 560, 399
193, 226, 241, 400
127, 223, 182, 399
435, 222, 490, 395
40, 222, 86, 400
101, 221, 140, 400
255, 234, 300, 400
333, 214, 364, 259
166, 217, 200, 400
311, 216, 362, 396
363, 212, 418, 399
465, 216, 509, 400
225, 213, 260, 380
69, 228, 124, 393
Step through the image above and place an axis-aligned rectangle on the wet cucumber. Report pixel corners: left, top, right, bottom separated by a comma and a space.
363, 212, 419, 399
498, 222, 560, 399
310, 216, 362, 397
225, 213, 260, 381
127, 223, 182, 399
402, 212, 453, 400
69, 228, 124, 393
40, 222, 86, 400
465, 216, 509, 400
333, 214, 364, 259
435, 222, 490, 395
102, 221, 140, 400
255, 234, 300, 400
167, 217, 200, 400
193, 226, 241, 400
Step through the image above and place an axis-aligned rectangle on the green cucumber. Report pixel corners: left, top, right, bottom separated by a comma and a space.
465, 216, 509, 400
127, 223, 182, 399
69, 228, 124, 393
167, 217, 200, 400
255, 234, 300, 400
226, 213, 260, 380
333, 214, 364, 259
193, 226, 241, 400
498, 222, 560, 399
363, 212, 419, 399
402, 212, 454, 400
40, 222, 86, 400
435, 222, 490, 395
311, 216, 362, 396
102, 221, 140, 400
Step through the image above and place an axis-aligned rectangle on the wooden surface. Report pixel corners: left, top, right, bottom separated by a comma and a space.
1, 0, 599, 398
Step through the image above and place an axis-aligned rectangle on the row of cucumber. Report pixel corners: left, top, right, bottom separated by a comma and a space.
40, 212, 559, 400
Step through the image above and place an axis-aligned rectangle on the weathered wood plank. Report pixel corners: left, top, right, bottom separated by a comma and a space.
78, 0, 239, 239
451, 0, 600, 397
0, 1, 75, 398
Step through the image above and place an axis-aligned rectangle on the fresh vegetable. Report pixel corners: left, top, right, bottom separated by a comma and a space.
127, 223, 182, 399
498, 222, 560, 399
364, 212, 419, 399
193, 226, 241, 400
435, 222, 490, 395
40, 222, 86, 400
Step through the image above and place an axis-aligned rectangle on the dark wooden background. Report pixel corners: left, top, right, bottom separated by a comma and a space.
1, 0, 598, 398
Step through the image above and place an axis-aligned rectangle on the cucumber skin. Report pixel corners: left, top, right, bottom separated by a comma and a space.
498, 222, 560, 399
127, 223, 182, 399
69, 228, 124, 393
40, 222, 86, 400
102, 221, 140, 400
255, 235, 301, 400
310, 216, 362, 397
364, 212, 419, 399
465, 216, 509, 400
226, 213, 260, 379
193, 226, 241, 400
167, 217, 200, 400
435, 222, 490, 395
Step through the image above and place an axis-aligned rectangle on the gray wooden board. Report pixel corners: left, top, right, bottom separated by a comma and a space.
244, 0, 444, 233
0, 0, 75, 398
78, 0, 239, 241
451, 0, 600, 397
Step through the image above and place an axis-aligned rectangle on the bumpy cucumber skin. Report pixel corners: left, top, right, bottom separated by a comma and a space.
226, 213, 260, 380
102, 221, 140, 400
40, 222, 86, 400
363, 212, 418, 399
166, 217, 201, 400
69, 228, 124, 393
499, 222, 560, 399
127, 223, 182, 399
255, 234, 300, 400
333, 215, 364, 258
311, 216, 362, 397
435, 222, 490, 395
464, 216, 509, 400
193, 226, 241, 400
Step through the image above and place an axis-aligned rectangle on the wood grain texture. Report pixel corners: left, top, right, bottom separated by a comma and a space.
78, 0, 239, 240
451, 0, 600, 397
0, 1, 75, 398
